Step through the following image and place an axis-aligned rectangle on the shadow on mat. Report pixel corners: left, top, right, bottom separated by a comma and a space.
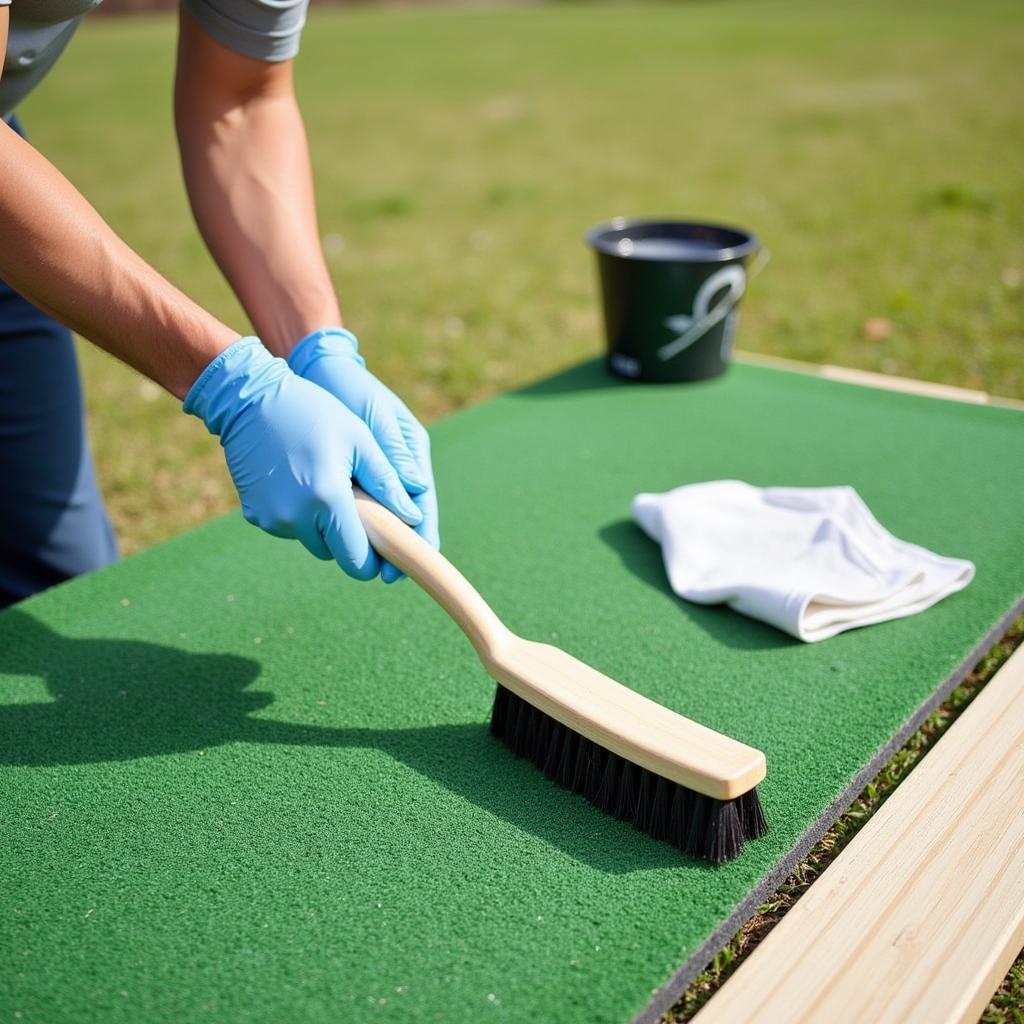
0, 611, 689, 873
599, 519, 800, 652
511, 358, 625, 397
511, 357, 728, 399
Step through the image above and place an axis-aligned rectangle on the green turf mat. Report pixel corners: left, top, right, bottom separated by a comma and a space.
2, 361, 1022, 1024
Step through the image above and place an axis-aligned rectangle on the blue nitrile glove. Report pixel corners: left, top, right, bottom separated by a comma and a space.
184, 336, 423, 581
288, 327, 439, 584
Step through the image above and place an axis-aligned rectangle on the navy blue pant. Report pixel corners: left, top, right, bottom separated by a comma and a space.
0, 115, 119, 608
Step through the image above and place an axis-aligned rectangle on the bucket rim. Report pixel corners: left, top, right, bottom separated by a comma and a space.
585, 216, 759, 262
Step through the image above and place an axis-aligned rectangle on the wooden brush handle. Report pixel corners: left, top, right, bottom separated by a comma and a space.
354, 488, 766, 800
353, 488, 512, 657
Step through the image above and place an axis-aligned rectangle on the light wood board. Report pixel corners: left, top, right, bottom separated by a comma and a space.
692, 642, 1024, 1024
735, 350, 1024, 410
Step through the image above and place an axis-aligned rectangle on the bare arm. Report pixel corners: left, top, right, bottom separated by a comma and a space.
0, 94, 237, 399
0, 6, 238, 397
174, 9, 340, 358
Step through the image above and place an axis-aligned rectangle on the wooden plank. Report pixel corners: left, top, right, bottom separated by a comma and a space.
734, 350, 1024, 410
692, 643, 1024, 1024
817, 364, 989, 404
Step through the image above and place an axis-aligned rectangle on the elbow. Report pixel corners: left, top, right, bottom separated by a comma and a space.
175, 8, 297, 139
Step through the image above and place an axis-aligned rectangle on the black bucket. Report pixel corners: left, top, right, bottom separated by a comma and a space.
586, 218, 759, 383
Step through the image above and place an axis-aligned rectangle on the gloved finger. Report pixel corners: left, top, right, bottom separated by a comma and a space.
379, 483, 437, 581
380, 560, 405, 585
295, 525, 334, 561
350, 426, 424, 527
399, 416, 440, 550
242, 501, 332, 559
411, 479, 440, 551
399, 415, 436, 508
317, 486, 382, 581
364, 402, 428, 496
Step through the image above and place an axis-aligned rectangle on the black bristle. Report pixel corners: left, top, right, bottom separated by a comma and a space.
541, 721, 565, 780
667, 784, 689, 849
633, 769, 654, 830
704, 800, 745, 864
490, 685, 510, 738
738, 788, 769, 840
584, 745, 607, 803
488, 686, 768, 863
594, 752, 622, 814
500, 688, 515, 731
556, 729, 579, 789
510, 698, 533, 758
645, 775, 671, 841
504, 693, 524, 754
614, 760, 640, 822
533, 713, 552, 769
518, 704, 539, 759
569, 735, 592, 795
524, 704, 540, 761
685, 794, 710, 859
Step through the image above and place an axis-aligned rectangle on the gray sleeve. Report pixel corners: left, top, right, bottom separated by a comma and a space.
181, 0, 308, 62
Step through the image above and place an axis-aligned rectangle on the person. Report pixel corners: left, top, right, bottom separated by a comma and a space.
0, 0, 438, 610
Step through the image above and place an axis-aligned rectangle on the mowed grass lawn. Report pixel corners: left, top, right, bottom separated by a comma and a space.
20, 0, 1023, 554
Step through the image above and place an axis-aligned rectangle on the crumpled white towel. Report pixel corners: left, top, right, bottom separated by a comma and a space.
631, 481, 975, 643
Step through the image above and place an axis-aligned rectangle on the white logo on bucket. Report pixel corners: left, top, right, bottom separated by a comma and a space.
610, 352, 642, 378
657, 264, 746, 362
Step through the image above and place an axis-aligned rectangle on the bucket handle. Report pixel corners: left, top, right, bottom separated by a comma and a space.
748, 246, 771, 280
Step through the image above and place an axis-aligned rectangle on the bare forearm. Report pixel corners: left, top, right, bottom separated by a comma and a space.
175, 13, 340, 358
0, 121, 237, 398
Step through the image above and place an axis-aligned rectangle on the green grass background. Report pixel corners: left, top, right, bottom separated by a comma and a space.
17, 0, 1023, 554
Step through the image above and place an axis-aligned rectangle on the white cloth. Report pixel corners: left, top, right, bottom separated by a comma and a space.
631, 481, 974, 643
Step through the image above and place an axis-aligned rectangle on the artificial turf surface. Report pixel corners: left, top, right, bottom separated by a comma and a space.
2, 360, 1023, 1023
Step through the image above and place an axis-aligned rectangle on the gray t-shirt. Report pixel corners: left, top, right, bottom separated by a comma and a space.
0, 0, 307, 119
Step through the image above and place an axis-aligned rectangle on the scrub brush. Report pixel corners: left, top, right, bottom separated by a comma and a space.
355, 489, 768, 863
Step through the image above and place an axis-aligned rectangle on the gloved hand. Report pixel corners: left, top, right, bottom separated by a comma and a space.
184, 336, 423, 581
288, 327, 439, 583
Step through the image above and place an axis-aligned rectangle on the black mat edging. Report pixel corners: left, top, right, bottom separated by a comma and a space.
631, 594, 1024, 1024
